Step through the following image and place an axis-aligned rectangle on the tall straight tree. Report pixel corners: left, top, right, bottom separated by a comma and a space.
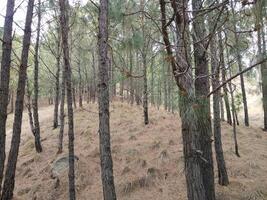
140, 0, 149, 125
208, 9, 229, 185
58, 59, 66, 154
256, 0, 267, 130
192, 0, 215, 199
0, 0, 15, 194
59, 0, 76, 199
160, 0, 207, 199
219, 31, 232, 125
98, 0, 117, 199
32, 0, 42, 153
53, 26, 61, 129
1, 0, 35, 199
230, 0, 249, 126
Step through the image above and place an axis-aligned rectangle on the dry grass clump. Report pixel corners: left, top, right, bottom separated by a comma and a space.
6, 102, 267, 200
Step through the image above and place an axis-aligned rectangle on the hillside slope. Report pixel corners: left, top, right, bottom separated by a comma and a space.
7, 102, 267, 200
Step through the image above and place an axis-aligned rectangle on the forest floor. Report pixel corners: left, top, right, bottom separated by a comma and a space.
5, 100, 267, 200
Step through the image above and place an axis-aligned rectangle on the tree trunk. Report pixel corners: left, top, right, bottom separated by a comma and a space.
78, 58, 83, 108
142, 53, 149, 125
72, 87, 76, 109
53, 27, 61, 129
129, 47, 134, 105
163, 60, 168, 111
220, 97, 225, 121
230, 0, 249, 126
160, 1, 207, 199
26, 80, 35, 141
150, 57, 155, 105
226, 46, 240, 157
219, 31, 232, 125
58, 60, 66, 154
192, 0, 215, 198
32, 0, 42, 153
1, 0, 35, 198
209, 16, 229, 185
91, 51, 97, 103
0, 0, 15, 193
59, 0, 76, 199
167, 64, 171, 112
98, 0, 117, 199
257, 1, 267, 130
10, 89, 14, 114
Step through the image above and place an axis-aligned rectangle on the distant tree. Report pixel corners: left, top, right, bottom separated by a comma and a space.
230, 0, 249, 126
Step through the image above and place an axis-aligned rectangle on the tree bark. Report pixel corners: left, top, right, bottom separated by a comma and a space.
192, 0, 215, 198
58, 59, 66, 154
150, 57, 155, 105
53, 27, 61, 129
142, 53, 149, 125
219, 31, 232, 125
230, 0, 249, 126
32, 0, 42, 153
1, 0, 35, 198
59, 0, 76, 199
78, 56, 83, 108
0, 0, 15, 193
257, 0, 267, 130
226, 46, 240, 157
72, 87, 77, 109
209, 17, 229, 185
160, 1, 207, 199
98, 0, 117, 199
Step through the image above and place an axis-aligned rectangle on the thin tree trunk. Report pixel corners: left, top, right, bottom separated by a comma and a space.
120, 79, 124, 102
228, 74, 240, 157
78, 58, 83, 108
98, 0, 117, 199
1, 0, 35, 198
26, 80, 35, 139
257, 1, 267, 130
142, 53, 149, 125
0, 0, 15, 193
157, 62, 162, 110
32, 0, 42, 153
59, 0, 76, 199
150, 57, 155, 105
219, 31, 232, 125
53, 27, 61, 129
58, 60, 66, 154
10, 89, 14, 114
209, 21, 229, 185
92, 51, 97, 103
163, 60, 167, 111
130, 47, 134, 105
226, 46, 240, 157
167, 64, 171, 112
220, 97, 225, 121
230, 0, 249, 126
72, 87, 76, 109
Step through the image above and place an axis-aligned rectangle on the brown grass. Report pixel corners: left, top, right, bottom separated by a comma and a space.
5, 101, 267, 200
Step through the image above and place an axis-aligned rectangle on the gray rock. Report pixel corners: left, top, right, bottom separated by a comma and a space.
51, 155, 79, 178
